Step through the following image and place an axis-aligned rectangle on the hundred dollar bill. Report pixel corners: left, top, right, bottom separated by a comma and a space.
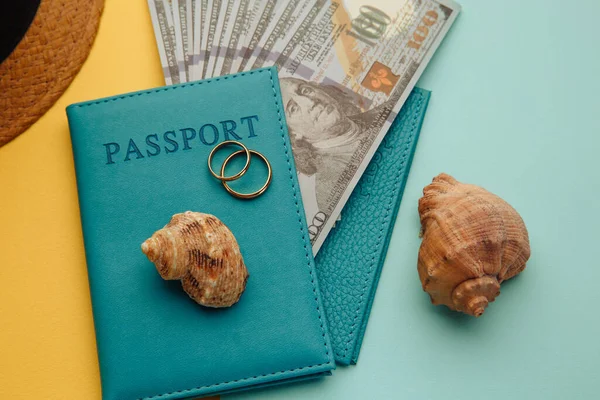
172, 0, 189, 82
271, 0, 331, 70
147, 0, 180, 85
191, 0, 208, 80
245, 0, 319, 72
205, 0, 240, 78
200, 0, 222, 78
230, 0, 277, 73
213, 0, 251, 76
274, 0, 461, 253
233, 0, 281, 73
186, 0, 194, 78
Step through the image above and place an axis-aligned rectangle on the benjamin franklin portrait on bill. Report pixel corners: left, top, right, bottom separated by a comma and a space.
280, 77, 391, 212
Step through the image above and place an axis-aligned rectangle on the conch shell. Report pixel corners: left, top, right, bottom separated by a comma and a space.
141, 211, 248, 308
418, 174, 530, 317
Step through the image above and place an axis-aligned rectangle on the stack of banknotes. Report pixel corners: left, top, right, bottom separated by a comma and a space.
148, 0, 461, 254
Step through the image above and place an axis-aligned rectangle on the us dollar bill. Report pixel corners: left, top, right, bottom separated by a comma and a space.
147, 0, 180, 85
172, 0, 189, 82
191, 0, 208, 80
186, 0, 194, 78
234, 0, 281, 73
245, 0, 318, 71
206, 0, 230, 78
272, 0, 461, 253
200, 0, 222, 78
229, 0, 274, 74
213, 0, 251, 76
270, 0, 330, 70
205, 0, 241, 78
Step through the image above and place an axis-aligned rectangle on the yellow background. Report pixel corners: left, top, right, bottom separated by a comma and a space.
0, 1, 215, 398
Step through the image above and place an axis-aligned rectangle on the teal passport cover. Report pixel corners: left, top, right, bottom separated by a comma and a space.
66, 67, 334, 400
316, 88, 430, 365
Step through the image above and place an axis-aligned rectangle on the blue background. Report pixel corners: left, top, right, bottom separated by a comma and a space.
228, 0, 600, 398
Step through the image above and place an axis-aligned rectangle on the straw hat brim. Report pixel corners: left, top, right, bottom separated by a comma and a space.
0, 0, 104, 147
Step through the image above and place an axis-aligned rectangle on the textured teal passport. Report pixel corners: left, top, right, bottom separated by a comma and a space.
66, 67, 334, 400
316, 88, 430, 365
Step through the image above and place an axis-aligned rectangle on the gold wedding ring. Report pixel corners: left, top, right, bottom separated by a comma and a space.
220, 149, 272, 199
208, 140, 272, 199
207, 140, 251, 182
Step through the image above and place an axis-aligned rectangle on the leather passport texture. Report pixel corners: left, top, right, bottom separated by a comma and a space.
316, 88, 431, 365
66, 67, 334, 400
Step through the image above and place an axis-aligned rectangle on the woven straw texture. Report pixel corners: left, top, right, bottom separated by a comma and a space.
0, 0, 104, 147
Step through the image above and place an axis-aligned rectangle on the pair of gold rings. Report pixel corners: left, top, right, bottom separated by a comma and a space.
207, 140, 272, 199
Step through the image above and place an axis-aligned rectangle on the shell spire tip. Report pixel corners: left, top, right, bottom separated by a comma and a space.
141, 238, 158, 262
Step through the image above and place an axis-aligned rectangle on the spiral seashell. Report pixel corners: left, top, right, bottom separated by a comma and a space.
418, 174, 530, 317
141, 211, 248, 308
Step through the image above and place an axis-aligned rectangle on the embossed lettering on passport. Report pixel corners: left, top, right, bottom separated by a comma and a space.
102, 115, 260, 165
